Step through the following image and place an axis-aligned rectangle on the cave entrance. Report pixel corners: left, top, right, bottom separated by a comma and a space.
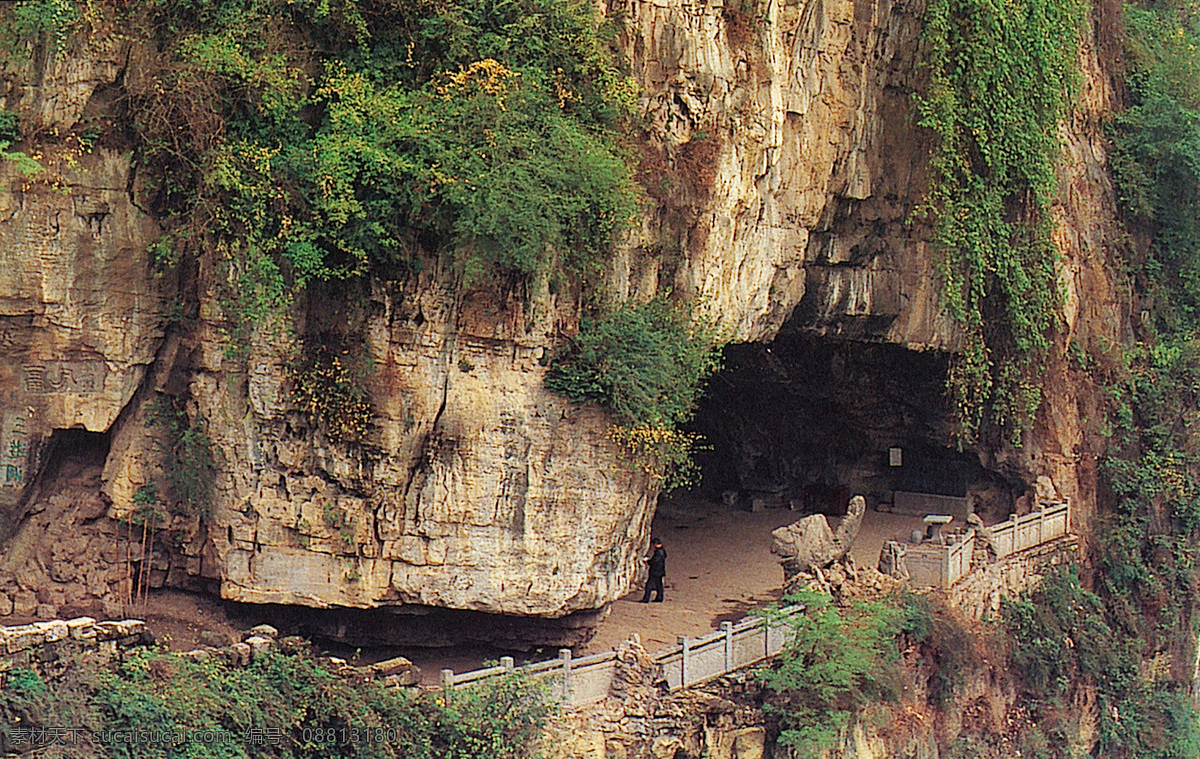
0, 427, 109, 545
670, 331, 1021, 565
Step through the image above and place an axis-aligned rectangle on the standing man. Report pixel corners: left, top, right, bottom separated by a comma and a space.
641, 538, 667, 603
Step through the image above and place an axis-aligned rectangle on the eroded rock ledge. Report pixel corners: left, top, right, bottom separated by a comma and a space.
0, 0, 1123, 641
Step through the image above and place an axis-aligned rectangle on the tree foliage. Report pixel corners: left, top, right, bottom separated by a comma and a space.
1110, 0, 1200, 330
546, 297, 722, 489
131, 0, 638, 331
759, 591, 901, 755
1, 648, 552, 759
1004, 567, 1200, 758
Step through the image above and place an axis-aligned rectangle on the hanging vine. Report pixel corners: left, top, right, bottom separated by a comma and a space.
916, 0, 1085, 443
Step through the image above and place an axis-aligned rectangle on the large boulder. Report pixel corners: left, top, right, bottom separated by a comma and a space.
771, 495, 866, 579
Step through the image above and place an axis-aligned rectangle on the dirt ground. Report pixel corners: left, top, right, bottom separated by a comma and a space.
581, 499, 925, 656
138, 589, 246, 649
75, 500, 925, 685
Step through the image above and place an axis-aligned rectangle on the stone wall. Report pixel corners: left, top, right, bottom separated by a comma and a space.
949, 535, 1082, 621
545, 637, 771, 759
0, 617, 148, 670
544, 635, 950, 759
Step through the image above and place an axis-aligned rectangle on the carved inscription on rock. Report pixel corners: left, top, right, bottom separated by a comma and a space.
20, 361, 107, 394
1, 415, 29, 488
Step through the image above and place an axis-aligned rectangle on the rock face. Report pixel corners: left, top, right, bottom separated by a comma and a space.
0, 0, 1126, 634
0, 143, 164, 522
612, 0, 954, 348
113, 0, 952, 623
170, 274, 659, 617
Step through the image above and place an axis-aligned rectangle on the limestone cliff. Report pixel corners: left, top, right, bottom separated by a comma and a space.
0, 0, 1125, 638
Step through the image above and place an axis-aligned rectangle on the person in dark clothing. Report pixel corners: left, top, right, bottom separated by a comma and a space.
641, 538, 666, 602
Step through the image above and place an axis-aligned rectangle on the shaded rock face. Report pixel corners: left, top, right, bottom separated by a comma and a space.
0, 146, 165, 519
689, 333, 1022, 517
0, 0, 1125, 638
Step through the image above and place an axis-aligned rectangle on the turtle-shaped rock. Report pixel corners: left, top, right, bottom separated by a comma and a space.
771, 495, 866, 578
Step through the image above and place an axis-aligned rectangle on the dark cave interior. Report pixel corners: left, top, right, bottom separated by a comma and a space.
683, 331, 1022, 523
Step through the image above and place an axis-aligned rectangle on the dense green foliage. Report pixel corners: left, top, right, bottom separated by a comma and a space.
546, 298, 720, 429
1, 648, 551, 758
917, 0, 1085, 442
126, 0, 688, 471
1003, 568, 1200, 757
146, 394, 221, 519
134, 0, 637, 313
759, 592, 902, 755
1067, 1, 1200, 755
545, 297, 722, 489
0, 0, 80, 54
1111, 1, 1200, 330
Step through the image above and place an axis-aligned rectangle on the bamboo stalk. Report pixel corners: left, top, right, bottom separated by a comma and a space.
142, 512, 157, 610
124, 510, 134, 612
138, 515, 149, 610
114, 521, 122, 615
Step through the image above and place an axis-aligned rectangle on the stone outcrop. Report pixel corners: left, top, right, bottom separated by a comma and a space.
98, 0, 954, 625
167, 274, 658, 618
0, 24, 164, 518
0, 145, 165, 515
771, 494, 864, 580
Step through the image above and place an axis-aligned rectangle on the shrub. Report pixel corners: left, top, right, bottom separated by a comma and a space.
546, 297, 721, 430
1109, 3, 1200, 332
759, 591, 901, 755
1004, 567, 1200, 757
0, 0, 80, 53
546, 297, 722, 489
289, 339, 373, 445
898, 591, 978, 707
0, 645, 548, 759
146, 394, 222, 519
0, 111, 19, 144
1004, 567, 1140, 700
129, 0, 640, 337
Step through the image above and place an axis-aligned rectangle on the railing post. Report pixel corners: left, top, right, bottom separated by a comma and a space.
501, 656, 514, 672
678, 636, 689, 688
440, 669, 454, 705
764, 615, 770, 659
559, 648, 572, 701
942, 544, 951, 588
722, 621, 734, 673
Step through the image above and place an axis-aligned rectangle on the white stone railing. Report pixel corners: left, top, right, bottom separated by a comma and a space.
990, 500, 1071, 558
905, 529, 976, 588
903, 500, 1071, 588
439, 605, 801, 707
